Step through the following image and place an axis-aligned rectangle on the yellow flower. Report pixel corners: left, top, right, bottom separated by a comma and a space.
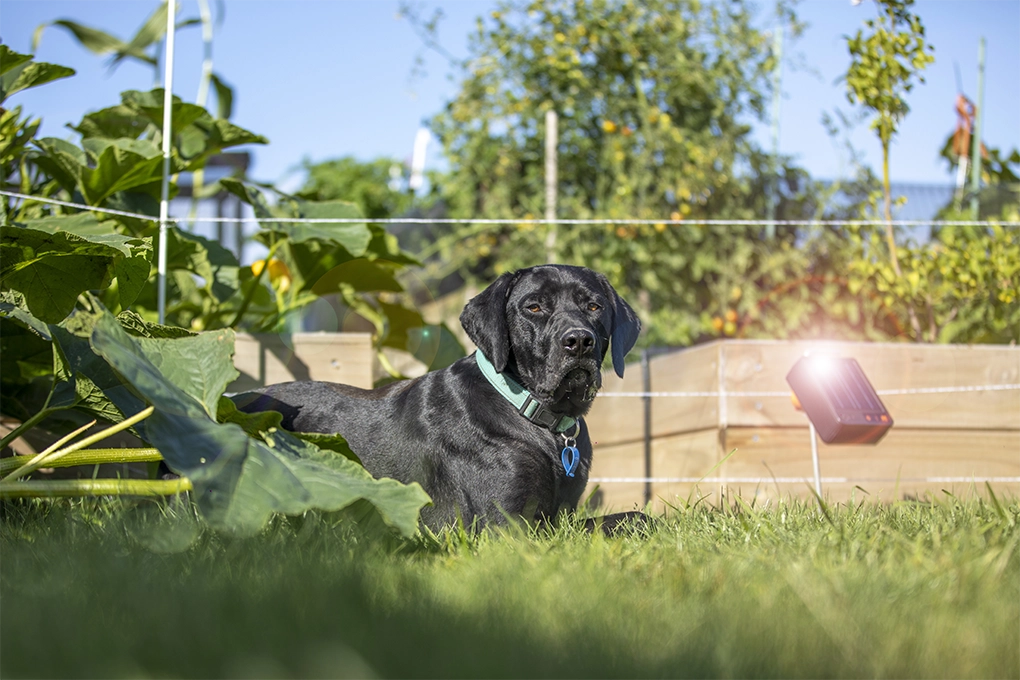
252, 258, 292, 290
654, 222, 666, 233
601, 120, 617, 133
554, 32, 566, 43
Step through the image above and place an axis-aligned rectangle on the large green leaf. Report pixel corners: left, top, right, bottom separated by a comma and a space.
166, 228, 240, 302
287, 200, 371, 254
0, 318, 53, 383
21, 214, 152, 259
32, 137, 86, 194
115, 2, 169, 69
112, 255, 151, 310
72, 104, 150, 141
377, 300, 425, 351
132, 329, 238, 418
0, 46, 33, 76
50, 323, 134, 423
310, 258, 403, 295
219, 177, 274, 218
120, 89, 209, 130
111, 89, 266, 169
86, 311, 431, 536
1, 227, 118, 323
0, 301, 83, 417
0, 46, 75, 104
79, 141, 166, 205
33, 20, 154, 64
0, 225, 152, 324
209, 72, 234, 120
82, 136, 161, 163
232, 188, 371, 256
19, 213, 108, 236
116, 310, 196, 339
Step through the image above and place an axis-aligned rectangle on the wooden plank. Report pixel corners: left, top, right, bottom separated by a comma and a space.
230, 332, 374, 392
650, 429, 724, 512
586, 439, 646, 512
649, 343, 721, 437
586, 429, 723, 512
717, 426, 1020, 502
721, 340, 1020, 430
586, 357, 646, 446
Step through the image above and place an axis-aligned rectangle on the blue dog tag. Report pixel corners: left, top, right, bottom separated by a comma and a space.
561, 445, 579, 477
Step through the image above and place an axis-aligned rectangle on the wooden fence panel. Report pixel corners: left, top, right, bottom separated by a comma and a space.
721, 341, 1020, 429
586, 340, 1020, 510
650, 343, 720, 437
230, 332, 374, 393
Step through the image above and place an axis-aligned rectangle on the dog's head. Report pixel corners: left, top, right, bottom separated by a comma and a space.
459, 264, 641, 416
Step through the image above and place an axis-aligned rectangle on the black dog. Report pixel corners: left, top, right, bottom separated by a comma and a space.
233, 264, 642, 532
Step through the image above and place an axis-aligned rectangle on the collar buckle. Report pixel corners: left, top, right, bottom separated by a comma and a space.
518, 394, 559, 430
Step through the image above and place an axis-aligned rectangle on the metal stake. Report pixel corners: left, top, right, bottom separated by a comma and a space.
157, 0, 178, 324
969, 37, 985, 220
809, 422, 822, 498
544, 108, 558, 264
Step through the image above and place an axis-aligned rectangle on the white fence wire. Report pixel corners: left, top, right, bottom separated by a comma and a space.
4, 190, 1020, 228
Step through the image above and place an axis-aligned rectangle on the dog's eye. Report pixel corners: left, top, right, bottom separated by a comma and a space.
527, 304, 542, 313
588, 303, 601, 312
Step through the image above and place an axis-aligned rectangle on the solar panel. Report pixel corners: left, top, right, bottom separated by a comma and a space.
786, 356, 893, 444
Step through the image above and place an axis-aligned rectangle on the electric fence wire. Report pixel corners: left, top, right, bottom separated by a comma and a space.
596, 383, 1020, 398
587, 476, 1020, 484
3, 190, 1020, 228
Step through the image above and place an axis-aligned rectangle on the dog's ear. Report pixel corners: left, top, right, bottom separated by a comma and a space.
602, 279, 641, 378
459, 271, 517, 372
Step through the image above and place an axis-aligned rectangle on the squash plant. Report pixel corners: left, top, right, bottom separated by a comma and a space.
0, 47, 442, 536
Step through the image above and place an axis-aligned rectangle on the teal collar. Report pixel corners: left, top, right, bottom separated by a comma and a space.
475, 350, 578, 435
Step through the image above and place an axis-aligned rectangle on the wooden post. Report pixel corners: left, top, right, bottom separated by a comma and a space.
766, 24, 783, 238
969, 37, 985, 220
544, 108, 558, 263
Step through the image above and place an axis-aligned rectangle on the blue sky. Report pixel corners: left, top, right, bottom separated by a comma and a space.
4, 0, 1019, 192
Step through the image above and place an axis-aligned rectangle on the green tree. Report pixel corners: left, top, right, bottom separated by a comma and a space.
844, 0, 934, 278
427, 0, 828, 345
840, 3, 1018, 345
297, 156, 413, 219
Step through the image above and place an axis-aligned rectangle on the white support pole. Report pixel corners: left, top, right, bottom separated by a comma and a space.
544, 108, 558, 264
809, 422, 823, 498
157, 0, 177, 324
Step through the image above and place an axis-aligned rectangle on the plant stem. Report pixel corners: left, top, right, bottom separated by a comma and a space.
881, 140, 902, 279
0, 478, 191, 499
882, 136, 922, 340
4, 406, 155, 483
0, 448, 162, 477
229, 238, 282, 328
3, 418, 98, 481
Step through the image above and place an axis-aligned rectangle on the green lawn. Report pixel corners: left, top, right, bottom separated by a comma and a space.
1, 493, 1017, 679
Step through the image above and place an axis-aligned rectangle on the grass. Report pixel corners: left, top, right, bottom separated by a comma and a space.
1, 492, 1017, 679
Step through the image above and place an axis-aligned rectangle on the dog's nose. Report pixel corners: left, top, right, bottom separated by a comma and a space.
561, 328, 596, 355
